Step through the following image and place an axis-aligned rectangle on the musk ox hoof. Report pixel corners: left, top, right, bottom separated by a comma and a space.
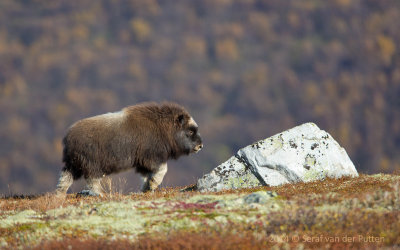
76, 190, 101, 197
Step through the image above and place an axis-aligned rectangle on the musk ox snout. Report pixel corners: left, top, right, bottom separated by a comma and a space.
192, 132, 203, 153
194, 143, 203, 153
191, 134, 203, 153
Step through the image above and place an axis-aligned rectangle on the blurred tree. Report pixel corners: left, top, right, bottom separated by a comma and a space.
130, 18, 152, 43
215, 38, 239, 62
0, 0, 399, 194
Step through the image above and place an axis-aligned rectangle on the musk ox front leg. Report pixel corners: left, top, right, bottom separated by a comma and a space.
56, 169, 73, 194
141, 163, 168, 192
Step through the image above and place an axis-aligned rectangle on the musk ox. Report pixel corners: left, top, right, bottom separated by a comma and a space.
56, 102, 203, 195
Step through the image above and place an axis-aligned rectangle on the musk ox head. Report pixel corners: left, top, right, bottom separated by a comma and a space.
174, 113, 203, 155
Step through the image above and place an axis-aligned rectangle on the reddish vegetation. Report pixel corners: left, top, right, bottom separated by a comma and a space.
33, 231, 384, 250
33, 233, 266, 250
212, 174, 396, 199
173, 201, 219, 211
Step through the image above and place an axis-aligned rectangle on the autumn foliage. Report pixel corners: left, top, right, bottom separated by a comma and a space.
0, 0, 399, 194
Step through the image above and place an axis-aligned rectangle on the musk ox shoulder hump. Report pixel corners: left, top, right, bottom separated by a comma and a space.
68, 110, 124, 130
102, 110, 124, 119
89, 110, 125, 122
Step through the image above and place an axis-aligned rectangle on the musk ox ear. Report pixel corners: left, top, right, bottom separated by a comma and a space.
176, 114, 185, 127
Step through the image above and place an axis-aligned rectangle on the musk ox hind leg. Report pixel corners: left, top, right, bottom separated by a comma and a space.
55, 169, 73, 194
77, 177, 103, 197
141, 163, 168, 192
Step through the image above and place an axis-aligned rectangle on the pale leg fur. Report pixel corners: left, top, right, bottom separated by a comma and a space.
56, 170, 73, 194
85, 177, 103, 195
141, 163, 168, 192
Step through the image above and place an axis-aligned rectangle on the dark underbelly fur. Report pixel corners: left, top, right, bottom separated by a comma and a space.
135, 165, 153, 175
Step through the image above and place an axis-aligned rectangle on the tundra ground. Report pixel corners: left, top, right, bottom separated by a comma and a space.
1, 174, 399, 249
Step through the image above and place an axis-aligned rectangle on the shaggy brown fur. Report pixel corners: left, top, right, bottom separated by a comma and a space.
56, 102, 202, 194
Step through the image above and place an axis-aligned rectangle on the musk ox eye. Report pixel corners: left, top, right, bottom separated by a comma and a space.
188, 130, 194, 136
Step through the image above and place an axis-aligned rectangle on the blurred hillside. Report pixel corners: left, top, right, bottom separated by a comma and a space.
0, 0, 399, 194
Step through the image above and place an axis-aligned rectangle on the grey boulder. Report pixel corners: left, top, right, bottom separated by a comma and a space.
197, 122, 358, 192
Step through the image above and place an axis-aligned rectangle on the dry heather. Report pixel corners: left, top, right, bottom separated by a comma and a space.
1, 174, 399, 249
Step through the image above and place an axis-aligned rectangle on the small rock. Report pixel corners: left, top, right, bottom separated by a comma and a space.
243, 191, 277, 204
76, 190, 101, 197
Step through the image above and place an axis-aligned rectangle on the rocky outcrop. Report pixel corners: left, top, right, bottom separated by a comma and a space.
197, 123, 358, 192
